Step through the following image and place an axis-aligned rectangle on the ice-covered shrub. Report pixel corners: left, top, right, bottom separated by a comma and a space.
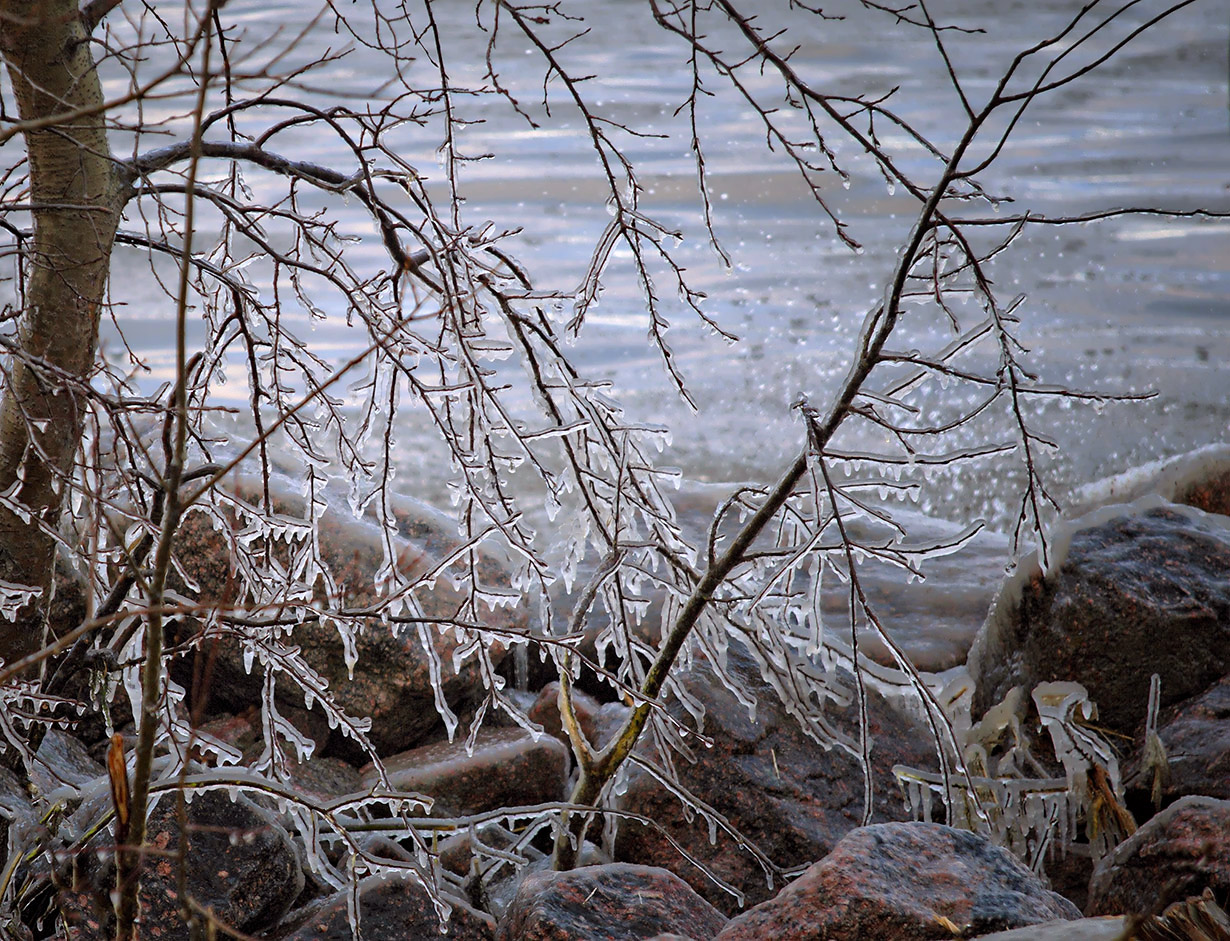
0, 0, 1221, 935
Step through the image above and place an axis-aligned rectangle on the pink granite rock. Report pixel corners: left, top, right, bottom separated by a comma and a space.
528, 681, 602, 750
1089, 796, 1230, 918
716, 822, 1078, 940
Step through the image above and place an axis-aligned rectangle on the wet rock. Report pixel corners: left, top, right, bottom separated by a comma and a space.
969, 501, 1230, 740
592, 701, 632, 751
1088, 796, 1230, 917
716, 823, 1079, 940
280, 872, 495, 940
1124, 671, 1230, 807
496, 863, 727, 941
171, 481, 520, 756
612, 642, 937, 914
360, 727, 568, 816
59, 789, 304, 940
527, 682, 601, 749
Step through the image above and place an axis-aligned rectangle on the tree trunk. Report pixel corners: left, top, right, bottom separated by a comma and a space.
0, 0, 121, 667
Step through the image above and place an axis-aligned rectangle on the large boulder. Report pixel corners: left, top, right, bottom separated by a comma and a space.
715, 823, 1079, 940
968, 499, 1230, 741
497, 864, 727, 941
170, 480, 522, 756
1088, 796, 1230, 917
612, 642, 938, 914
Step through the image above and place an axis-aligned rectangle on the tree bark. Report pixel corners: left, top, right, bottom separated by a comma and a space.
0, 0, 121, 667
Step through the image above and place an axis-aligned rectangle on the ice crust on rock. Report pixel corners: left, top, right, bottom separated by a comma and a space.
1069, 444, 1230, 518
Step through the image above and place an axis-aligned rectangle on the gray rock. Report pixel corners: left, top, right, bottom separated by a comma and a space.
32, 729, 103, 796
969, 916, 1126, 940
0, 764, 35, 876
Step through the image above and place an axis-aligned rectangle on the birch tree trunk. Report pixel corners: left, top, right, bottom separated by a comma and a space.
0, 0, 121, 666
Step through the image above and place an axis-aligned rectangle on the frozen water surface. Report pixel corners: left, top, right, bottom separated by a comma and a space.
89, 0, 1229, 662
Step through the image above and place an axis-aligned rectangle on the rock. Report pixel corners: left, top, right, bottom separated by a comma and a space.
32, 729, 102, 796
279, 871, 495, 939
193, 705, 333, 764
360, 727, 568, 816
286, 754, 364, 801
170, 478, 522, 756
716, 823, 1079, 940
496, 863, 727, 941
592, 701, 632, 750
612, 642, 937, 914
1088, 796, 1230, 917
58, 789, 304, 940
968, 500, 1230, 741
481, 843, 610, 922
527, 682, 601, 749
1124, 671, 1230, 807
197, 712, 259, 755
969, 916, 1126, 940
